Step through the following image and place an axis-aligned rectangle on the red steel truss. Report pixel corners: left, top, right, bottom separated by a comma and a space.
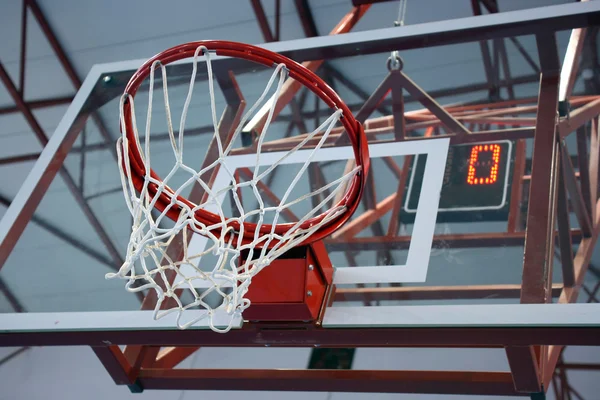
1, 0, 600, 398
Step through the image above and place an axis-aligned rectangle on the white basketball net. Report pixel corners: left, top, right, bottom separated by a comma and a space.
106, 46, 361, 332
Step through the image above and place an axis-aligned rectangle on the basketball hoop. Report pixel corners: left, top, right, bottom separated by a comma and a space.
107, 41, 369, 332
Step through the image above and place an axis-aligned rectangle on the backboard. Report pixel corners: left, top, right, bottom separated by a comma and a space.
1, 1, 600, 396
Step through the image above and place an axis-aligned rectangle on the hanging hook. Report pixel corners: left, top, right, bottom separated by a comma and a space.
387, 51, 404, 71
387, 0, 407, 71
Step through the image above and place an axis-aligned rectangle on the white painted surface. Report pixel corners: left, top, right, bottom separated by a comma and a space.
324, 303, 600, 327
181, 139, 449, 286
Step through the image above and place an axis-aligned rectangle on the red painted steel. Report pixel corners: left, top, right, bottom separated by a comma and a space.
243, 243, 331, 321
247, 258, 306, 304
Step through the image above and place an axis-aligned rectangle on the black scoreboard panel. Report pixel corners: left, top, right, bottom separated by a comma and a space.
404, 140, 514, 223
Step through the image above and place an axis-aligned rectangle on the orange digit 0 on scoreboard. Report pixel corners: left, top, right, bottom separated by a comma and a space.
466, 144, 501, 185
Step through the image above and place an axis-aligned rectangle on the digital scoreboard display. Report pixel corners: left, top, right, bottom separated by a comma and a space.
404, 140, 513, 221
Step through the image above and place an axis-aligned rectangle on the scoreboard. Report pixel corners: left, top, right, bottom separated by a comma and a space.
404, 140, 514, 222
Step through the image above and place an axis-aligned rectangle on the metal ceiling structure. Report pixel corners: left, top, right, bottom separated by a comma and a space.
1, 0, 600, 399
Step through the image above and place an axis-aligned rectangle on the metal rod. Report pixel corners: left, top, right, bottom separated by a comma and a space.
334, 284, 564, 302
294, 0, 319, 37
0, 346, 29, 368
27, 0, 117, 159
0, 152, 40, 165
0, 95, 73, 115
325, 230, 583, 252
332, 193, 397, 239
561, 142, 593, 236
471, 0, 497, 98
558, 97, 600, 138
504, 346, 541, 393
479, 0, 499, 13
135, 368, 518, 395
18, 0, 27, 95
243, 5, 370, 136
254, 2, 600, 64
590, 117, 600, 221
84, 186, 123, 201
0, 275, 26, 312
0, 192, 115, 270
0, 62, 123, 268
496, 38, 515, 100
559, 22, 588, 102
508, 37, 541, 74
324, 63, 391, 115
153, 347, 200, 369
78, 125, 86, 193
250, 0, 275, 42
520, 32, 560, 304
390, 71, 405, 140
386, 156, 413, 236
545, 200, 600, 388
396, 71, 471, 136
274, 0, 280, 41
558, 362, 600, 371
3, 322, 600, 347
576, 126, 593, 217
91, 346, 135, 385
507, 140, 526, 232
557, 155, 576, 287
15, 77, 548, 161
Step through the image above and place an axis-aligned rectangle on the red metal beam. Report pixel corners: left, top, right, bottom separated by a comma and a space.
334, 284, 564, 302
27, 0, 117, 158
244, 4, 370, 136
0, 152, 40, 165
544, 199, 600, 388
591, 118, 600, 221
504, 346, 541, 393
91, 346, 136, 386
559, 8, 589, 102
520, 33, 561, 304
561, 142, 593, 236
294, 0, 319, 37
0, 95, 73, 115
557, 362, 600, 371
136, 368, 518, 395
0, 346, 29, 368
556, 158, 576, 287
386, 156, 413, 236
0, 276, 26, 313
0, 192, 116, 270
332, 193, 396, 239
19, 0, 27, 94
153, 347, 200, 369
471, 0, 497, 97
4, 322, 600, 348
250, 0, 276, 42
325, 230, 584, 252
390, 71, 406, 140
558, 97, 600, 137
507, 139, 526, 232
0, 62, 123, 268
576, 127, 593, 217
396, 71, 470, 136
274, 0, 280, 41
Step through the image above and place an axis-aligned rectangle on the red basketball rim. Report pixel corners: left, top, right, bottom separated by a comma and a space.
120, 40, 370, 245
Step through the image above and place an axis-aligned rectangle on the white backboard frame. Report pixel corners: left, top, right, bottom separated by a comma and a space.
183, 138, 450, 286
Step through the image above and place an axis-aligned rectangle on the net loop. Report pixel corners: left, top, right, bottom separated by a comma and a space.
107, 42, 367, 332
